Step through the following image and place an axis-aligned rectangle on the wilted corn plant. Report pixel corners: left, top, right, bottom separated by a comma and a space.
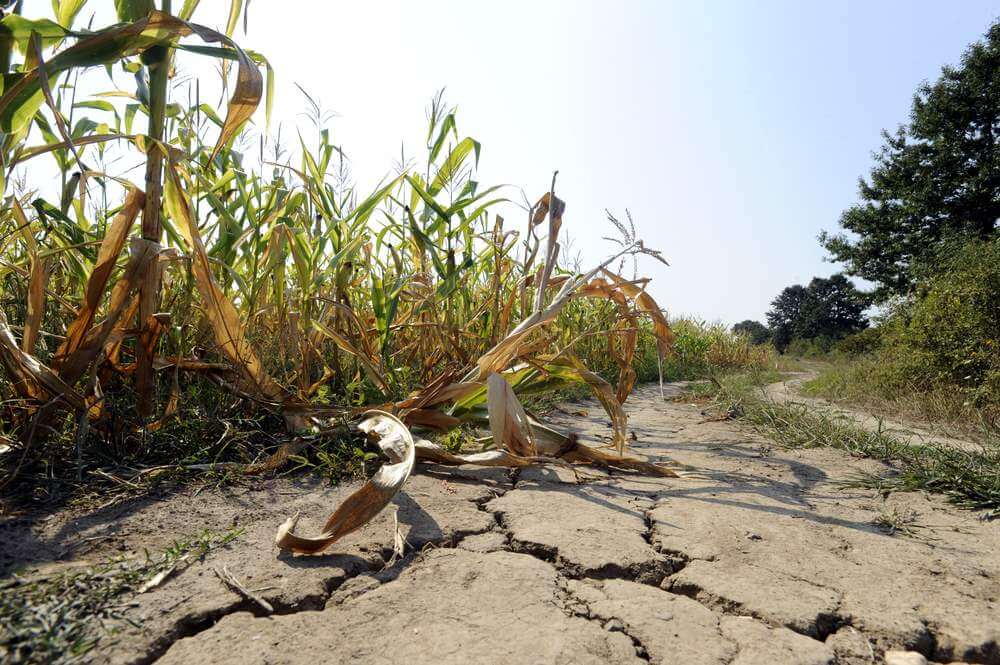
0, 1, 684, 552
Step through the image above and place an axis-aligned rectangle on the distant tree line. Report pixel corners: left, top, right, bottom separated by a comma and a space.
733, 274, 868, 353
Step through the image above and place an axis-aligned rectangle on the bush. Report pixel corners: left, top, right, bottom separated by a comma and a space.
806, 239, 1000, 429
784, 336, 837, 358
833, 328, 882, 357
883, 239, 1000, 407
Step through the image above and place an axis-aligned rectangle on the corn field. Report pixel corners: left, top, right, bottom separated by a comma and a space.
0, 1, 693, 546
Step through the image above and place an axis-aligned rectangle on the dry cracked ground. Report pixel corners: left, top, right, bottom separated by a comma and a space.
2, 383, 998, 664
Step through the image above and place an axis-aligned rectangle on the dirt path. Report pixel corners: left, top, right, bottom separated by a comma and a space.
764, 369, 988, 453
3, 383, 998, 664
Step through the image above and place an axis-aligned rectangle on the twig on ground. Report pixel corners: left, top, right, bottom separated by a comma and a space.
214, 565, 273, 614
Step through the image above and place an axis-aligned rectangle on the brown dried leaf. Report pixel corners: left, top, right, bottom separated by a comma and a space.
602, 269, 674, 359
21, 254, 46, 356
275, 411, 416, 554
52, 187, 144, 377
0, 309, 84, 409
530, 420, 684, 478
402, 408, 461, 432
486, 372, 536, 457
546, 356, 630, 455
312, 319, 390, 395
59, 237, 157, 384
165, 166, 284, 401
413, 439, 536, 468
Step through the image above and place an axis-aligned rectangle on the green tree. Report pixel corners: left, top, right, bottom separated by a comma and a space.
732, 320, 770, 345
821, 20, 1000, 300
766, 275, 868, 352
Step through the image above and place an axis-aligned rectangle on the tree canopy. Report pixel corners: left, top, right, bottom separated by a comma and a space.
821, 20, 1000, 300
766, 275, 868, 351
732, 320, 770, 345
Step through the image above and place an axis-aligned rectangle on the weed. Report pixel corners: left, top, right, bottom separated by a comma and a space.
870, 504, 921, 537
0, 528, 243, 664
705, 373, 1000, 518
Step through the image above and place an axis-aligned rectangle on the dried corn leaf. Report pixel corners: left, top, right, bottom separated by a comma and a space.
474, 241, 645, 382
396, 376, 479, 410
413, 438, 536, 468
275, 411, 415, 554
532, 190, 565, 312
312, 319, 390, 395
165, 165, 284, 401
21, 254, 46, 356
402, 408, 461, 432
486, 372, 536, 456
544, 357, 630, 455
59, 238, 157, 384
530, 419, 684, 478
565, 441, 683, 478
602, 269, 673, 359
52, 187, 144, 375
144, 353, 180, 434
0, 309, 84, 409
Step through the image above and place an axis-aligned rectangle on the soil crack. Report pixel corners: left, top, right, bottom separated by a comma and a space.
555, 577, 652, 663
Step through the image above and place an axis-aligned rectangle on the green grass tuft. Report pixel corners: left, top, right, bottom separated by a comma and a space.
0, 528, 243, 664
706, 373, 1000, 518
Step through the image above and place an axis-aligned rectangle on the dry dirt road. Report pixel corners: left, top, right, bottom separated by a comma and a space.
3, 383, 998, 665
764, 369, 988, 453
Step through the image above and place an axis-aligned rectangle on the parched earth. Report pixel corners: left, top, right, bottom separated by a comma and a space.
2, 383, 998, 664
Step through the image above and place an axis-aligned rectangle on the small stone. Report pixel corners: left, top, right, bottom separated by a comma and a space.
884, 651, 928, 665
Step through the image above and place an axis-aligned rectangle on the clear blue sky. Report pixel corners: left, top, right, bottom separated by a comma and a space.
65, 1, 1000, 323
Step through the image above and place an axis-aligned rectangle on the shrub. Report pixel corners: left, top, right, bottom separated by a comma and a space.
785, 336, 837, 358
883, 238, 1000, 407
833, 328, 882, 357
732, 320, 770, 345
806, 239, 1000, 429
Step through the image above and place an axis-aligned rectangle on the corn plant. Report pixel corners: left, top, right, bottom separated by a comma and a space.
0, 2, 689, 535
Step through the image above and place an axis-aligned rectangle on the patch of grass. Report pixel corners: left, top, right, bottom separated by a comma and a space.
802, 359, 998, 436
0, 528, 243, 664
706, 373, 1000, 518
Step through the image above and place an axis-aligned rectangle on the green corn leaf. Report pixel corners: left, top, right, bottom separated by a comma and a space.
52, 0, 88, 28
179, 0, 202, 20
114, 0, 153, 22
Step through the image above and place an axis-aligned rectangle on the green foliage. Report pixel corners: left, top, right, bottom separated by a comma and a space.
835, 238, 1000, 417
661, 319, 774, 380
732, 320, 770, 345
822, 20, 1000, 299
803, 241, 1000, 430
885, 239, 1000, 400
832, 327, 882, 357
766, 274, 868, 352
784, 336, 837, 358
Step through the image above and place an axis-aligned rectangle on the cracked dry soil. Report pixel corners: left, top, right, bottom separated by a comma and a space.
2, 383, 998, 665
